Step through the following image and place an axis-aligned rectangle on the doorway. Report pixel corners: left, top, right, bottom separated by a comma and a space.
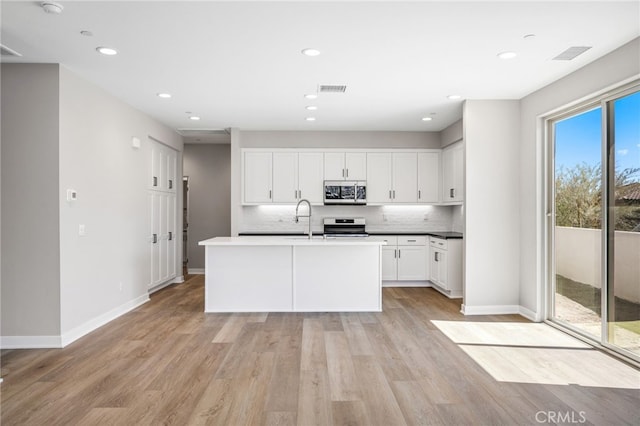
547, 84, 640, 362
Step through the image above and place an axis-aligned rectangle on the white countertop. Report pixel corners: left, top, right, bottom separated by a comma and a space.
199, 236, 386, 246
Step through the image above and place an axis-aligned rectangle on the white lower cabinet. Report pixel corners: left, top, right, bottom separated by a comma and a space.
429, 237, 462, 298
370, 236, 428, 285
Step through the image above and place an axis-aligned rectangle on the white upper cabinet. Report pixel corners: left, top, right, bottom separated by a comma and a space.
324, 152, 366, 180
417, 152, 440, 203
244, 151, 324, 205
392, 152, 418, 203
442, 141, 464, 203
366, 153, 393, 203
272, 152, 298, 203
244, 151, 273, 204
298, 153, 324, 204
367, 152, 418, 204
243, 148, 443, 205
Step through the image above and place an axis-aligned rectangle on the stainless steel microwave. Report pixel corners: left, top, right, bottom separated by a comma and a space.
323, 180, 366, 205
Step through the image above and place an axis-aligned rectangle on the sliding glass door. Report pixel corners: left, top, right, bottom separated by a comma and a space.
549, 84, 639, 361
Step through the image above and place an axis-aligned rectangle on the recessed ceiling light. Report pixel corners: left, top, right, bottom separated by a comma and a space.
421, 117, 433, 122
306, 106, 318, 111
189, 116, 201, 121
497, 51, 517, 59
41, 2, 63, 14
306, 117, 316, 122
301, 48, 320, 57
304, 94, 318, 100
96, 46, 117, 56
447, 95, 461, 100
157, 93, 171, 99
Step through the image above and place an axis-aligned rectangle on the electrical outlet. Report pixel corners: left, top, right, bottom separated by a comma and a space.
78, 224, 86, 236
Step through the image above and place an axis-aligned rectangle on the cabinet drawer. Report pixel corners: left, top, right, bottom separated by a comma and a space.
429, 237, 447, 250
398, 236, 427, 246
368, 236, 398, 245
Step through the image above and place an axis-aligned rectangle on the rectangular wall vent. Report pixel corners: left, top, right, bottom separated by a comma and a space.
176, 128, 230, 136
319, 85, 347, 93
0, 44, 22, 57
552, 46, 591, 61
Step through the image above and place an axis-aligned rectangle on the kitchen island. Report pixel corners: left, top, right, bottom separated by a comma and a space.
198, 236, 385, 312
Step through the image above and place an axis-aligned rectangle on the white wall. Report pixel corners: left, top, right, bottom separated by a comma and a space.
240, 131, 440, 149
555, 227, 640, 304
463, 100, 521, 314
441, 119, 463, 148
1, 64, 183, 347
519, 37, 640, 318
183, 144, 231, 269
239, 204, 455, 234
58, 66, 183, 340
1, 64, 62, 339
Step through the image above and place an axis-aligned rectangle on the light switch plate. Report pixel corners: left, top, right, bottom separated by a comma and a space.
78, 224, 86, 236
132, 137, 141, 149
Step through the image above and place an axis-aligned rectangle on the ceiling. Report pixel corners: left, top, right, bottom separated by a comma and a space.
2, 1, 639, 138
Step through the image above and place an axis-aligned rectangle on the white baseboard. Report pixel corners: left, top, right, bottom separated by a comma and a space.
1, 335, 62, 349
382, 281, 430, 288
188, 268, 205, 274
60, 294, 150, 347
519, 305, 542, 322
173, 275, 185, 284
460, 304, 521, 316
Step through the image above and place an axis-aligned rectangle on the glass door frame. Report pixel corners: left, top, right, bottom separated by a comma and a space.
544, 80, 640, 364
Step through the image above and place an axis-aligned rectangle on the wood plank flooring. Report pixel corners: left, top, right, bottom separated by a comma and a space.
1, 275, 639, 425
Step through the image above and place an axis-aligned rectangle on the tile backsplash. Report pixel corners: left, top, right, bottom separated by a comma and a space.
239, 204, 457, 234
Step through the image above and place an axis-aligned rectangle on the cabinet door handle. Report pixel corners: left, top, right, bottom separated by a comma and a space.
450, 188, 455, 198
407, 239, 416, 242
389, 190, 392, 199
153, 233, 157, 244
346, 168, 349, 178
394, 249, 397, 258
169, 179, 173, 189
153, 176, 158, 187
342, 168, 345, 178
299, 189, 302, 198
393, 190, 396, 199
269, 190, 272, 199
418, 190, 421, 199
398, 249, 401, 258
435, 252, 439, 261
168, 231, 173, 241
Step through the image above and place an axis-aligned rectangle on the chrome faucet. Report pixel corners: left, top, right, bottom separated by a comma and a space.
295, 199, 313, 239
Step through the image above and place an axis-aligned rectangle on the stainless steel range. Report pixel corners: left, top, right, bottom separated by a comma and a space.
323, 218, 368, 237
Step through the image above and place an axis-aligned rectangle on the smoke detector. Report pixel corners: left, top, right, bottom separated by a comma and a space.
41, 2, 64, 14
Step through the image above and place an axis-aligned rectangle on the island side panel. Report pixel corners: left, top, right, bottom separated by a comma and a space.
205, 245, 293, 312
293, 245, 381, 312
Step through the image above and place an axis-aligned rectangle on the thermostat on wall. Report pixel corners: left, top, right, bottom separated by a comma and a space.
66, 189, 77, 201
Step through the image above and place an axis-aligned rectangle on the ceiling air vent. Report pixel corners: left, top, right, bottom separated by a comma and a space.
318, 84, 347, 93
0, 44, 22, 57
176, 128, 230, 137
552, 46, 591, 61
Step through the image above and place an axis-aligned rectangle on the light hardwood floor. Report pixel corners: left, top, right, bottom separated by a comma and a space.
1, 275, 639, 425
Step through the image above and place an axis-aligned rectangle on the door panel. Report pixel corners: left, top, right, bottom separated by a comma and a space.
272, 152, 298, 203
298, 153, 324, 203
